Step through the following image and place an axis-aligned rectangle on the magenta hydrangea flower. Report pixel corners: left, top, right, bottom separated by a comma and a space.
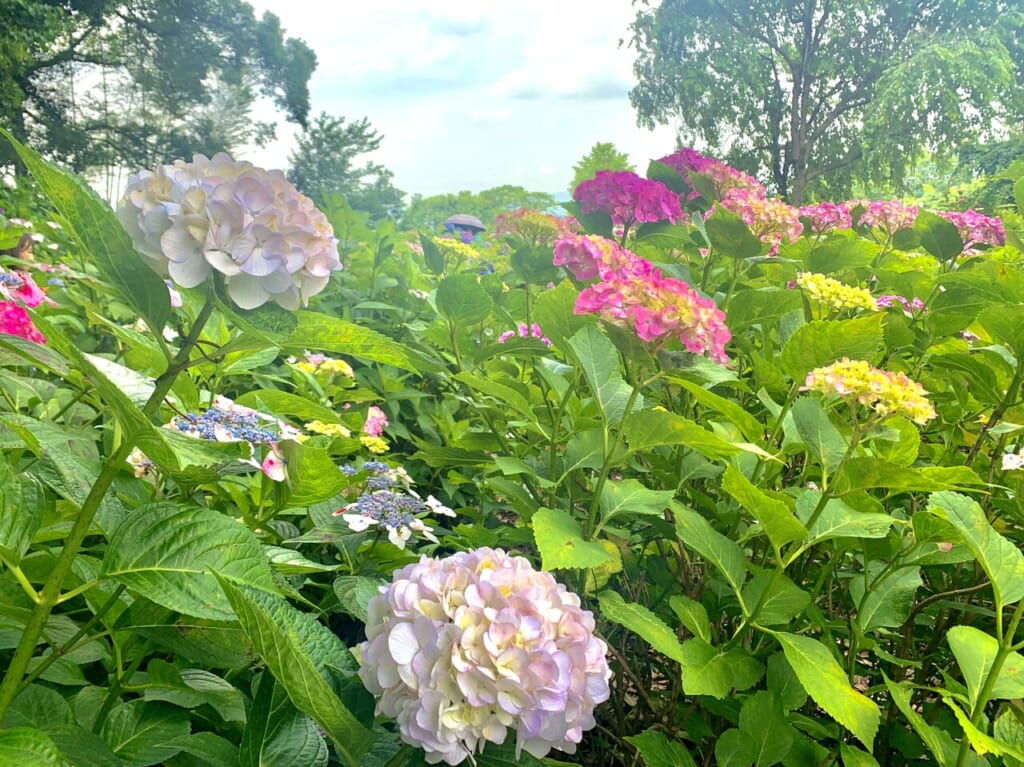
799, 201, 853, 234
658, 147, 766, 201
573, 170, 683, 229
876, 295, 926, 313
0, 301, 46, 344
936, 209, 1006, 254
117, 153, 341, 310
359, 548, 611, 764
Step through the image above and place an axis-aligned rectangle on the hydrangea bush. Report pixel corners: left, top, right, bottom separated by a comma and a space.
2, 125, 1024, 767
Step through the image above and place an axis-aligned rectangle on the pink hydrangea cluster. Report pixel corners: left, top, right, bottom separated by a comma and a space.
657, 147, 765, 201
359, 548, 611, 764
576, 269, 730, 362
0, 301, 46, 344
495, 208, 580, 245
498, 323, 552, 346
552, 234, 651, 282
936, 209, 1006, 254
573, 170, 683, 229
850, 200, 919, 233
718, 188, 803, 255
799, 201, 853, 234
363, 405, 389, 438
117, 152, 341, 310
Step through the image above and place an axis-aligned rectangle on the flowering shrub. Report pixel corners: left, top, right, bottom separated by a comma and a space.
116, 152, 341, 309
358, 548, 611, 764
5, 131, 1024, 767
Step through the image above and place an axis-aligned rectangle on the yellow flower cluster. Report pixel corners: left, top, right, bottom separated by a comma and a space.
803, 358, 937, 425
360, 435, 390, 454
796, 272, 877, 313
294, 356, 354, 378
431, 236, 479, 262
304, 420, 352, 438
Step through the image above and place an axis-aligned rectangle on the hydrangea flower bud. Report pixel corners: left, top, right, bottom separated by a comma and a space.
359, 548, 611, 764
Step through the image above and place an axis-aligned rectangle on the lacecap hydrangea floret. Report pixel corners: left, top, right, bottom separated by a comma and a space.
795, 272, 877, 313
803, 358, 936, 425
359, 547, 611, 765
117, 152, 340, 310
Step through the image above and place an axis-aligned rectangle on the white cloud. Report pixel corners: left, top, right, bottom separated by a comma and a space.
244, 0, 679, 196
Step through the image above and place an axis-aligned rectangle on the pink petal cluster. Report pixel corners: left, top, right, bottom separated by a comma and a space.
552, 234, 649, 282
850, 200, 919, 233
363, 405, 389, 437
495, 208, 580, 244
573, 170, 683, 228
876, 295, 926, 313
576, 271, 731, 362
359, 548, 611, 764
498, 323, 551, 346
799, 201, 853, 234
936, 209, 1006, 254
0, 301, 46, 344
657, 147, 765, 200
117, 152, 341, 310
718, 189, 803, 255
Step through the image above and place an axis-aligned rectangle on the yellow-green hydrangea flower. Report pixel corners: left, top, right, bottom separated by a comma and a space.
796, 272, 877, 313
803, 358, 936, 425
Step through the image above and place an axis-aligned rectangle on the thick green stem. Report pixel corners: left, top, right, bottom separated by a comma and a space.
0, 298, 215, 720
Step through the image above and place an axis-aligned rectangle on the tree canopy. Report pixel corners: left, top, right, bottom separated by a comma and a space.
568, 142, 635, 194
401, 186, 557, 232
287, 112, 405, 221
2, 0, 316, 176
629, 0, 1024, 204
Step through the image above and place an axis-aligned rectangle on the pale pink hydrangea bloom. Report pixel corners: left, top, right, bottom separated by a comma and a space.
718, 189, 803, 255
363, 405, 389, 437
799, 201, 853, 234
359, 548, 611, 764
850, 200, 919, 233
657, 147, 765, 200
117, 152, 341, 310
573, 170, 683, 228
936, 209, 1006, 254
876, 295, 926, 313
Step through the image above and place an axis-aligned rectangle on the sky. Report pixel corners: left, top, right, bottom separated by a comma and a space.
243, 0, 678, 198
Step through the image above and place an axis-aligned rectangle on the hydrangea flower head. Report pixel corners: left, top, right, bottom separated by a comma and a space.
166, 395, 300, 480
552, 233, 651, 282
117, 152, 341, 310
718, 189, 803, 255
0, 301, 46, 343
359, 548, 610, 764
795, 273, 877, 313
799, 202, 853, 234
936, 209, 1005, 254
803, 358, 936, 425
657, 148, 766, 201
851, 200, 918, 234
573, 170, 683, 228
575, 270, 730, 362
876, 295, 926, 314
363, 405, 388, 437
495, 209, 580, 245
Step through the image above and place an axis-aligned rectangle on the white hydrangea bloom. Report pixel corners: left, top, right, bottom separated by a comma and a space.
359, 548, 611, 765
117, 153, 340, 310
